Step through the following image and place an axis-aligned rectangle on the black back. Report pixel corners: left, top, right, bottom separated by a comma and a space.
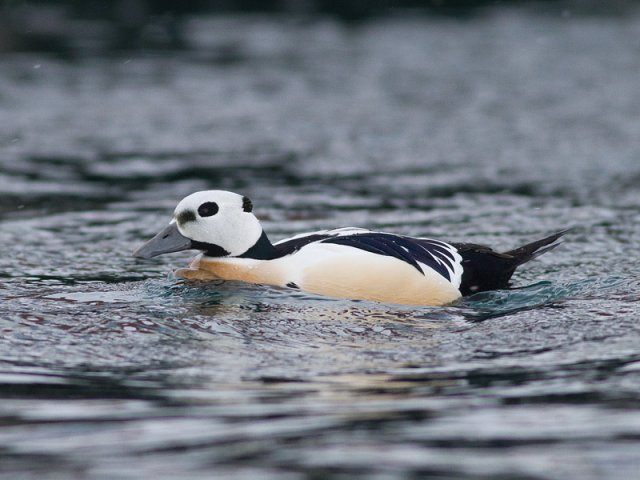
274, 233, 335, 257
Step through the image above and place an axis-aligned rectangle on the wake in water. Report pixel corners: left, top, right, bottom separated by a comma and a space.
143, 274, 628, 326
458, 277, 625, 321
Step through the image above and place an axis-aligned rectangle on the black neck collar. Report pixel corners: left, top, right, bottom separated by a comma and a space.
237, 231, 279, 260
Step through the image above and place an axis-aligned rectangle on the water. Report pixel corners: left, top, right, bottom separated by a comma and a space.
2, 7, 640, 479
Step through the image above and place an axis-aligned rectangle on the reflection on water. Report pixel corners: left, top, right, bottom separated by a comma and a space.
2, 6, 640, 480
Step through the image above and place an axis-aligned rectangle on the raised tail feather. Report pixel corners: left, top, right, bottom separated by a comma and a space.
452, 230, 569, 296
503, 229, 569, 267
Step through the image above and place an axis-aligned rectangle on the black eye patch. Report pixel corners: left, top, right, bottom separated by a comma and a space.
198, 202, 219, 217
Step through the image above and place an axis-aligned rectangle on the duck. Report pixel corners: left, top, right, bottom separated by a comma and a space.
133, 190, 567, 306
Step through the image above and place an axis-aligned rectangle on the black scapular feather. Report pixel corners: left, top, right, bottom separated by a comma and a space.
323, 233, 455, 281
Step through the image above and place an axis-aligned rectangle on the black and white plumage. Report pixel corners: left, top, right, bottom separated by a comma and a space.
133, 190, 566, 306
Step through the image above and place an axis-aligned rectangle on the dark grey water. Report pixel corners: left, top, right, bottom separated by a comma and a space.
2, 8, 640, 479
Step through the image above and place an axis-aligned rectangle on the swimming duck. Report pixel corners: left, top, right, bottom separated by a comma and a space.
133, 190, 566, 306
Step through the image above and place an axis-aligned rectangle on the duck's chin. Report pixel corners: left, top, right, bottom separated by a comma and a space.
189, 240, 231, 258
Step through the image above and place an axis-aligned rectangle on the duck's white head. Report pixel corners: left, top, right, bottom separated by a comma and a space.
133, 190, 268, 259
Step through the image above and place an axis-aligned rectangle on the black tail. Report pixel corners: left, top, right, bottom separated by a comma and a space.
452, 230, 569, 296
502, 229, 569, 268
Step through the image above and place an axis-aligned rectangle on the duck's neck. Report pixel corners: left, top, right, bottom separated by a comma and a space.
237, 231, 279, 260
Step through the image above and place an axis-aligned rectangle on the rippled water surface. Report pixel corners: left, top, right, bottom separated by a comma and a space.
2, 7, 640, 479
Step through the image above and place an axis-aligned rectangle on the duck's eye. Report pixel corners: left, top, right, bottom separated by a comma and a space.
198, 202, 219, 217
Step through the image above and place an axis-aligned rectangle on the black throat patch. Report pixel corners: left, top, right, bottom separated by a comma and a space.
190, 240, 230, 258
